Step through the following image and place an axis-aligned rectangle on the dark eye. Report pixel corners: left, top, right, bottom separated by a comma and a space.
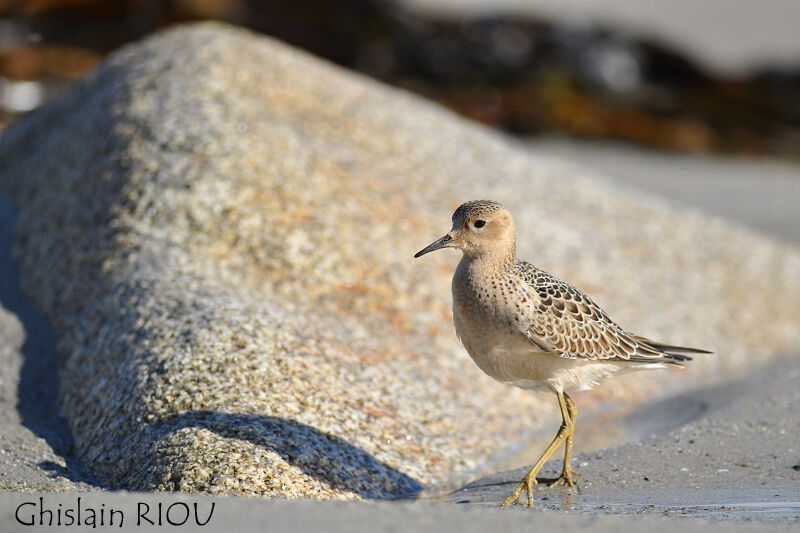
474, 220, 486, 228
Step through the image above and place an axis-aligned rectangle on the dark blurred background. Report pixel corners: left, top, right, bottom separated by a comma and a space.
1, 0, 799, 157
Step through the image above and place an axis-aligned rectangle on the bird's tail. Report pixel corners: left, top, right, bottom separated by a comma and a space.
633, 335, 713, 362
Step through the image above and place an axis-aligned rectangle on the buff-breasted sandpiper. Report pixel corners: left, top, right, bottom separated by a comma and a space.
414, 200, 710, 507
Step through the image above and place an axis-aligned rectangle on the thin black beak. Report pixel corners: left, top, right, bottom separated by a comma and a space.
414, 234, 452, 258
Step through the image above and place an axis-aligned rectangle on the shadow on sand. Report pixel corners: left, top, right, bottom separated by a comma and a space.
0, 195, 102, 487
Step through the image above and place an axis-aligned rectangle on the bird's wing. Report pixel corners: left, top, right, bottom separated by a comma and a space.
512, 263, 687, 364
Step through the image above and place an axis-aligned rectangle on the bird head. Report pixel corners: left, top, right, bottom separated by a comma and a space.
414, 200, 516, 261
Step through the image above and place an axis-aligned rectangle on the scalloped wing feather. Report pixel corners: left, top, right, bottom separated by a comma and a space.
512, 262, 686, 364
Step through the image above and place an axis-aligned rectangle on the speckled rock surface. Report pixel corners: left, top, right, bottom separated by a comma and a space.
0, 22, 799, 499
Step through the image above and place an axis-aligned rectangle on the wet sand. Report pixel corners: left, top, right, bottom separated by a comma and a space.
435, 354, 800, 523
1, 490, 798, 532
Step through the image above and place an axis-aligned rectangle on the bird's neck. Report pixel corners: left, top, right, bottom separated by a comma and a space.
459, 248, 516, 274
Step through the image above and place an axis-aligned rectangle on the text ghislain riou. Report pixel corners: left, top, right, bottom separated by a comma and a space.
15, 497, 215, 528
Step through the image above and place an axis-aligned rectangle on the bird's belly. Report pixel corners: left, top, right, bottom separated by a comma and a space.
453, 307, 546, 387
454, 308, 623, 392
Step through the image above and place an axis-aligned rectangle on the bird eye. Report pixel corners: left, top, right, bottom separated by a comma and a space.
473, 220, 486, 228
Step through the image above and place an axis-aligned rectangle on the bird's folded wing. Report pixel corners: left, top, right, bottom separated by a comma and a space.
516, 278, 676, 363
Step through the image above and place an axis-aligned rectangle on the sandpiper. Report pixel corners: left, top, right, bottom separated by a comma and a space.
414, 200, 710, 507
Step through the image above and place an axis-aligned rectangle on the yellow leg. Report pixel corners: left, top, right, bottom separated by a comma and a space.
550, 392, 578, 489
501, 391, 573, 507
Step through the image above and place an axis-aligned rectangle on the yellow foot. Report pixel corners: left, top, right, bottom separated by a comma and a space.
500, 472, 539, 508
549, 470, 579, 490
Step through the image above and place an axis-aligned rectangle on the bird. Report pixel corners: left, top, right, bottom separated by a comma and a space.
414, 200, 710, 507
